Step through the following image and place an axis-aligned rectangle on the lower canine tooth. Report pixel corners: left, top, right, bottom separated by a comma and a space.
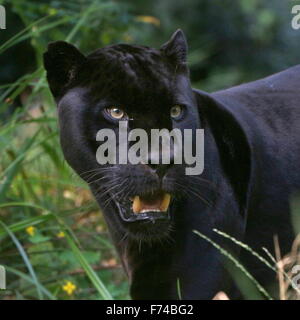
160, 193, 171, 212
132, 196, 142, 214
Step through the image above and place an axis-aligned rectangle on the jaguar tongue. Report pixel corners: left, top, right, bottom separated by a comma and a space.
132, 192, 171, 214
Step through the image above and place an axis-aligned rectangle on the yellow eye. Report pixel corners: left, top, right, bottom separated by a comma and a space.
106, 107, 127, 120
170, 105, 183, 119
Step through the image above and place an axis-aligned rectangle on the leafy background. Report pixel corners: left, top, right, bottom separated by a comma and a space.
0, 0, 300, 300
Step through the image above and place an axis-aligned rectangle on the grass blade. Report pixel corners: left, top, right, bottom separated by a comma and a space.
64, 231, 113, 300
193, 229, 273, 300
4, 266, 56, 300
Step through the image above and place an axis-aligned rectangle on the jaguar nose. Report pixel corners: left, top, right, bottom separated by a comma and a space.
147, 150, 175, 177
147, 163, 173, 178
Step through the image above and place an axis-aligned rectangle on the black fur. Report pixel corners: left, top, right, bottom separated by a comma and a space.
43, 30, 300, 299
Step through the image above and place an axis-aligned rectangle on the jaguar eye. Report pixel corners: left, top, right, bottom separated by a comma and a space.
106, 107, 127, 120
170, 105, 183, 119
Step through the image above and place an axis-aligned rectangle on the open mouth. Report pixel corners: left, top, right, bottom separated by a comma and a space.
116, 190, 172, 222
131, 191, 171, 214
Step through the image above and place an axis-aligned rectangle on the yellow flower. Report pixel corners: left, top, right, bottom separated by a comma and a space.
62, 281, 76, 296
26, 226, 35, 237
135, 15, 160, 27
57, 231, 65, 238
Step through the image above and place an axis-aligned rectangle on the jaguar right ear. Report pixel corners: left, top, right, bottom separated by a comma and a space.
43, 41, 86, 99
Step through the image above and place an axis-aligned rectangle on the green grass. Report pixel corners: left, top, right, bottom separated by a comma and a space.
0, 0, 131, 300
194, 227, 300, 300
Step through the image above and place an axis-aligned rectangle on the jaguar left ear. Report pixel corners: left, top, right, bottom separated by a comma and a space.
160, 29, 188, 66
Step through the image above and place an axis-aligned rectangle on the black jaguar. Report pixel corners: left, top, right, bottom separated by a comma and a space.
43, 30, 300, 299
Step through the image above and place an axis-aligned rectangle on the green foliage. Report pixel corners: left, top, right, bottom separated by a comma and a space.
0, 0, 130, 300
129, 0, 300, 91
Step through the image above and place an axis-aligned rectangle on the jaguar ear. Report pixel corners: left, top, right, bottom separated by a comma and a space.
43, 41, 86, 99
160, 29, 188, 65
